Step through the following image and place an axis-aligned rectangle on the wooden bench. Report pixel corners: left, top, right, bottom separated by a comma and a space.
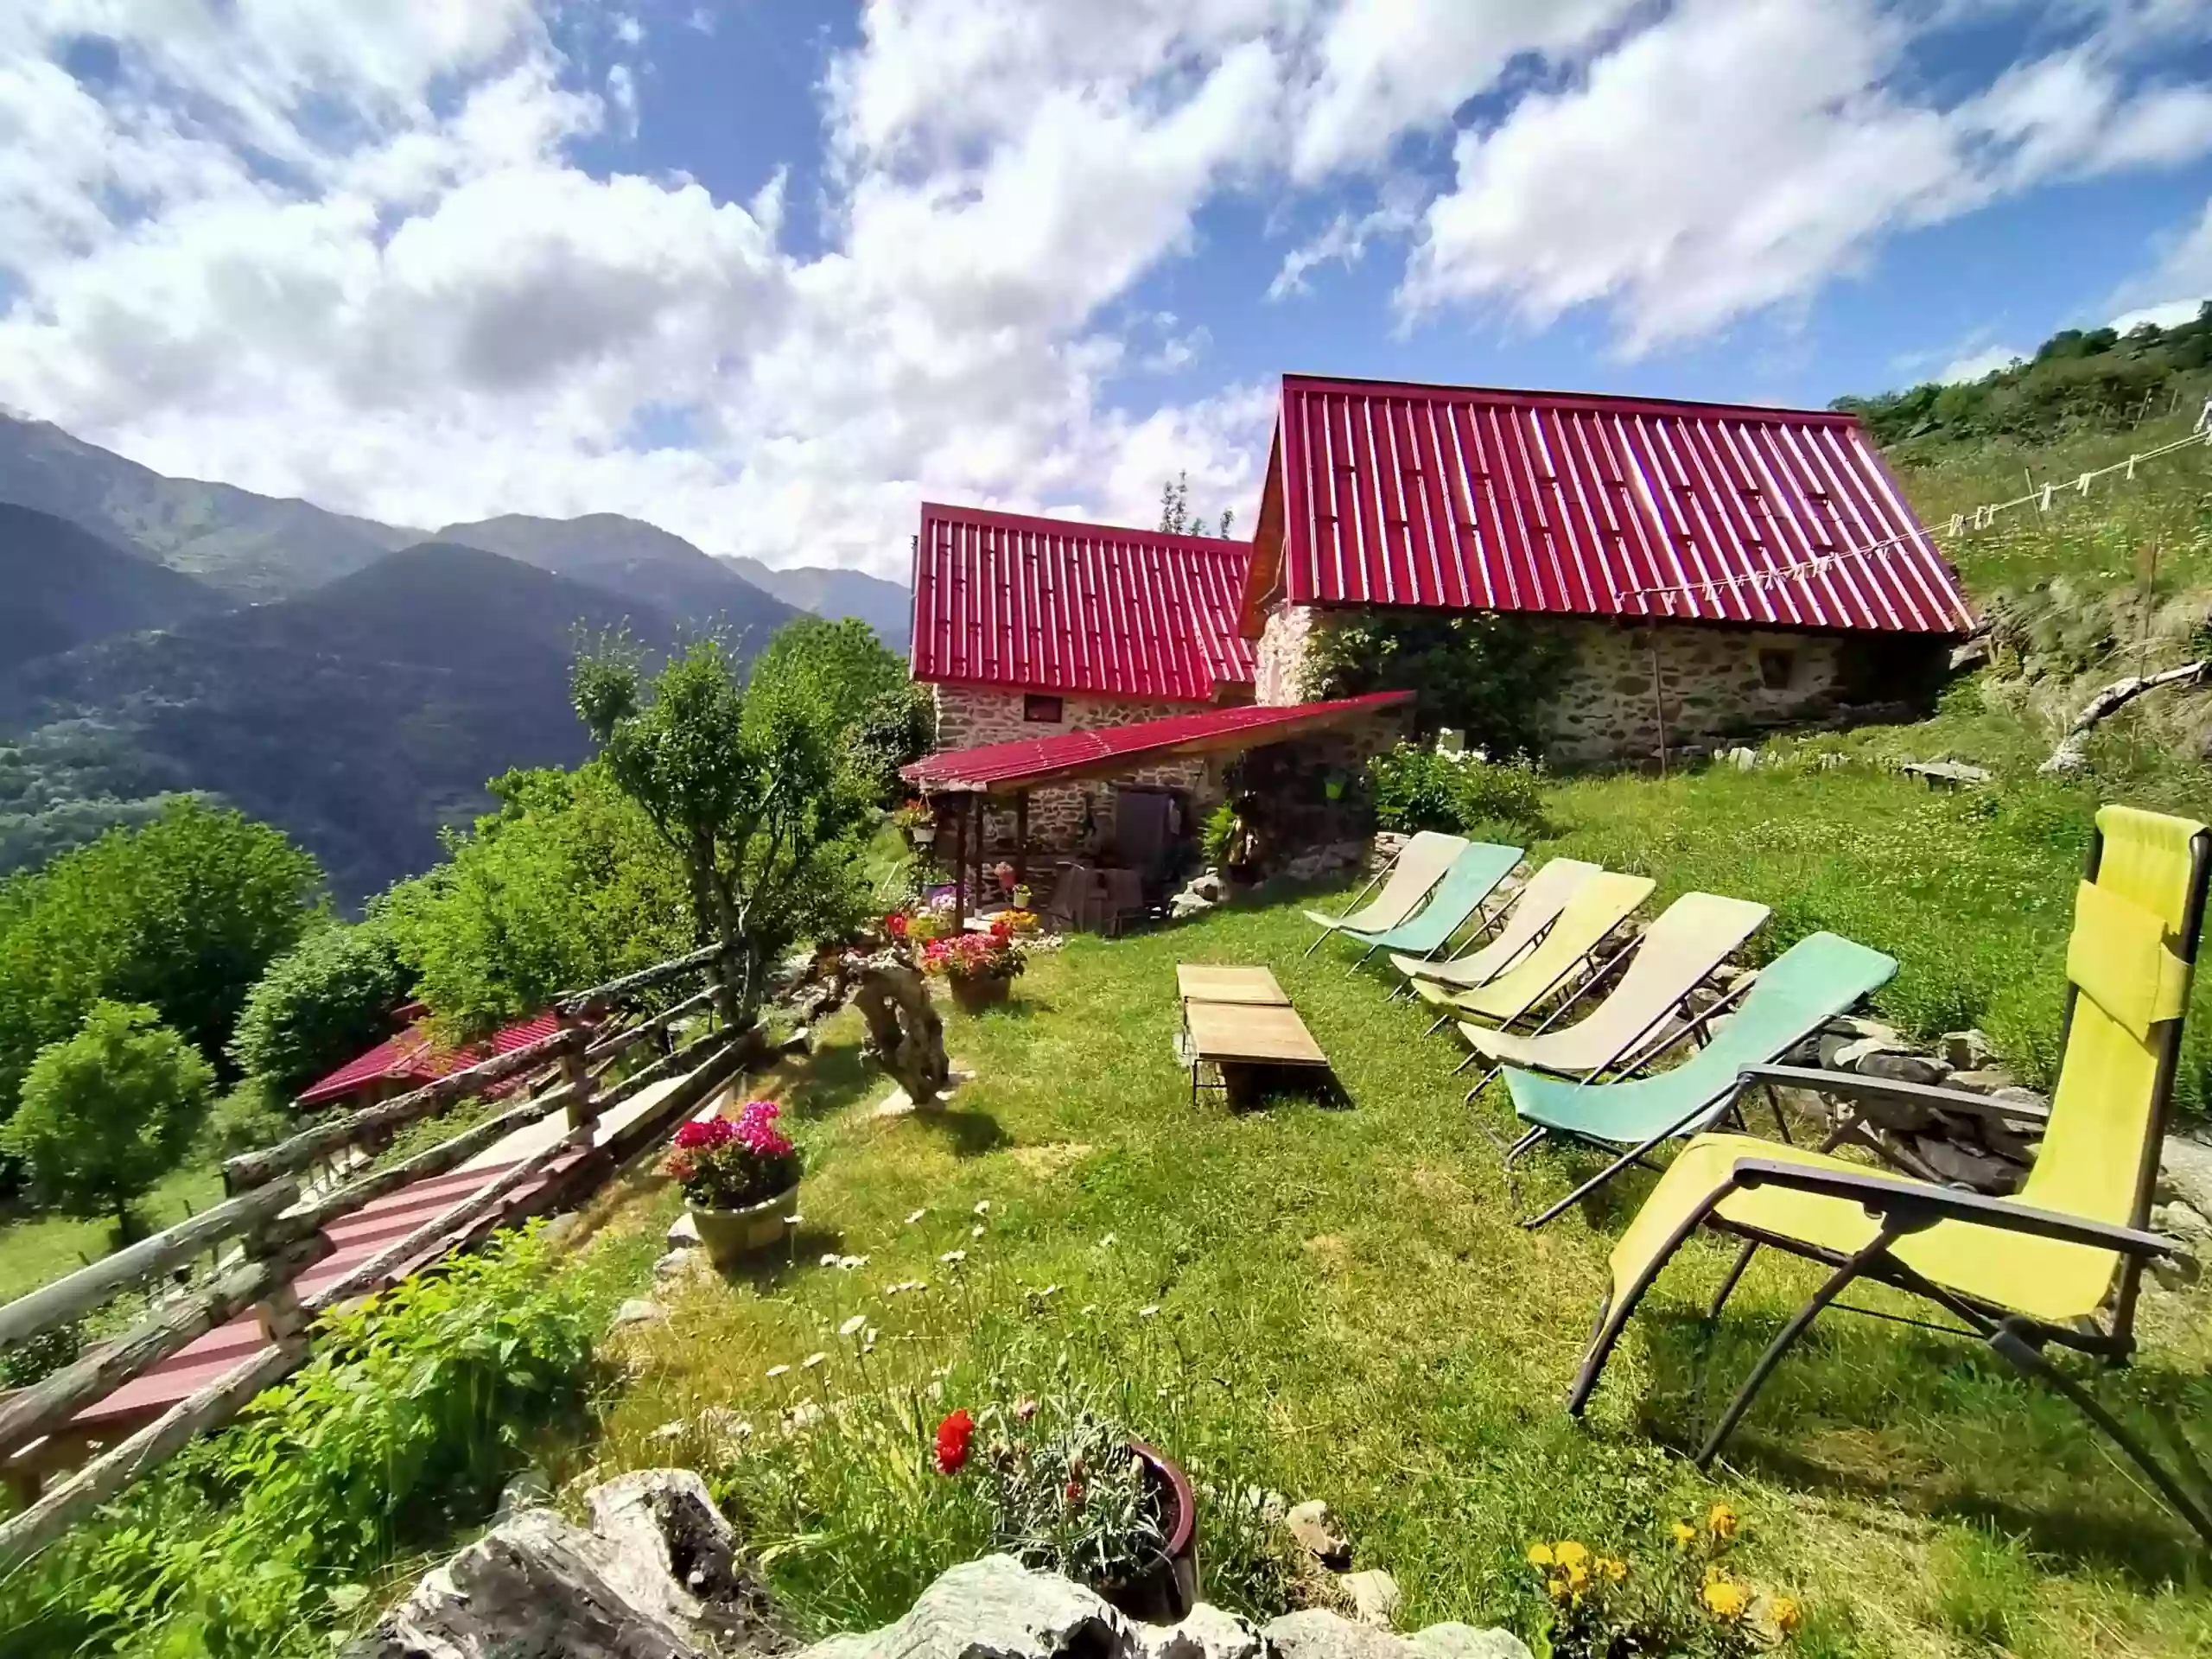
1177, 965, 1332, 1107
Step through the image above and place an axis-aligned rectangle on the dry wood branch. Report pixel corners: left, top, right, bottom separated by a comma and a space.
0, 1339, 308, 1578
0, 1180, 301, 1347
229, 1026, 584, 1192
555, 943, 728, 1015
283, 1086, 575, 1236
582, 986, 718, 1062
593, 1026, 730, 1116
2040, 659, 2209, 774
0, 1236, 328, 1460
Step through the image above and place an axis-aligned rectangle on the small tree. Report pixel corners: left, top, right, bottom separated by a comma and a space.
572, 634, 871, 1021
3, 1001, 215, 1239
1157, 472, 1236, 538
228, 920, 413, 1097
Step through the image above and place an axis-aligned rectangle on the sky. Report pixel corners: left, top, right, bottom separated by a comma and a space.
2, 3, 2210, 582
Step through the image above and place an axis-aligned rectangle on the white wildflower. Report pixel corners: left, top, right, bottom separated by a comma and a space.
839, 1314, 867, 1338
766, 1364, 791, 1379
906, 1208, 928, 1224
973, 1199, 990, 1217
939, 1249, 967, 1264
802, 1351, 829, 1370
818, 1253, 841, 1267
971, 1224, 984, 1239
1137, 1305, 1160, 1319
1097, 1232, 1117, 1248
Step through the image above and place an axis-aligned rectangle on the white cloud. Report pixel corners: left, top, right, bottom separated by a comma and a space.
2107, 195, 2212, 332
1936, 344, 2027, 383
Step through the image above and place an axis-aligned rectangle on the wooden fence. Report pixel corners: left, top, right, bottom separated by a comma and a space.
0, 944, 755, 1575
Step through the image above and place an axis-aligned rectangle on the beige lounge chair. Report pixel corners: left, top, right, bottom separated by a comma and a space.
1453, 891, 1770, 1099
1389, 859, 1605, 991
1301, 830, 1467, 956
1411, 872, 1655, 1033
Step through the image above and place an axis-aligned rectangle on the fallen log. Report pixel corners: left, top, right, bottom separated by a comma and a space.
2040, 659, 2208, 774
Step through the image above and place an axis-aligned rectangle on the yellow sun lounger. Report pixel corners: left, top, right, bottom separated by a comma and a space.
1301, 830, 1467, 956
1389, 858, 1605, 993
1409, 872, 1655, 1031
1565, 804, 2212, 1549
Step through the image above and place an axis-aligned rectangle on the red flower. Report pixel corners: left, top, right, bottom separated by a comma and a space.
933, 1408, 975, 1475
674, 1117, 737, 1151
1064, 1478, 1084, 1506
885, 912, 909, 939
989, 918, 1013, 942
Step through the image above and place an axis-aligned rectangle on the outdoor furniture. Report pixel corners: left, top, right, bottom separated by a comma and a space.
1390, 858, 1605, 994
1330, 842, 1524, 971
1501, 931, 1898, 1226
1560, 806, 2212, 1548
1452, 891, 1770, 1100
1409, 873, 1655, 1033
1044, 861, 1145, 937
1177, 963, 1332, 1107
1301, 831, 1468, 956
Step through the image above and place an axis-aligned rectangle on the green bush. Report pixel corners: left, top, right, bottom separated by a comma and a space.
1200, 802, 1236, 870
1, 1001, 215, 1237
196, 1079, 295, 1162
1, 1226, 602, 1658
227, 920, 411, 1097
1366, 744, 1547, 839
1303, 610, 1573, 755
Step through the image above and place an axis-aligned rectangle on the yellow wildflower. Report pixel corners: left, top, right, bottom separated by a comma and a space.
1670, 1521, 1697, 1550
1707, 1503, 1738, 1540
1700, 1577, 1751, 1621
1525, 1543, 1554, 1567
1597, 1555, 1628, 1582
1553, 1540, 1591, 1569
1770, 1596, 1803, 1637
1545, 1574, 1572, 1603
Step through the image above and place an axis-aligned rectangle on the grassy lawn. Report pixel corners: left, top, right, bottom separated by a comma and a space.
581, 767, 2212, 1658
0, 1159, 226, 1306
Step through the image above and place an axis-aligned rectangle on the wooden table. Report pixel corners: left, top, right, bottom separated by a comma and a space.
1178, 964, 1332, 1106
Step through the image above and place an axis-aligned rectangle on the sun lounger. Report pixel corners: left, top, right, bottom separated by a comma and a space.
1453, 891, 1770, 1097
1409, 873, 1654, 1033
1561, 806, 2212, 1548
1503, 930, 1897, 1226
1301, 831, 1466, 956
1389, 859, 1605, 992
1333, 842, 1524, 970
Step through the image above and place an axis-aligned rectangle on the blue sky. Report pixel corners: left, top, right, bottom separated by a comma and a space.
2, 2, 2209, 576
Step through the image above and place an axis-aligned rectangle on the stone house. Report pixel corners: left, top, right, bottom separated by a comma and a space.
1241, 375, 1974, 763
907, 502, 1255, 849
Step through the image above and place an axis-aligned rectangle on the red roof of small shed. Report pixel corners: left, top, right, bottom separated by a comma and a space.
911, 502, 1255, 702
295, 1009, 565, 1109
902, 690, 1410, 795
1246, 375, 1971, 635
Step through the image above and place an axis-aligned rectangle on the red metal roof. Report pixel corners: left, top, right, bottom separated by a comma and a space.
295, 1010, 565, 1109
901, 690, 1411, 794
1249, 374, 1972, 634
911, 502, 1255, 702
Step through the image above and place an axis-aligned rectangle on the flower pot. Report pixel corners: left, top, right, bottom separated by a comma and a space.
1100, 1440, 1199, 1624
687, 1183, 798, 1267
909, 824, 937, 847
947, 972, 1011, 1014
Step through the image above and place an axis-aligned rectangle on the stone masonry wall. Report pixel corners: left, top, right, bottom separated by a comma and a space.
1249, 601, 1944, 767
927, 683, 1220, 853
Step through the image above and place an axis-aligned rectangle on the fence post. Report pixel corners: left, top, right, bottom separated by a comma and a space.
561, 1014, 599, 1142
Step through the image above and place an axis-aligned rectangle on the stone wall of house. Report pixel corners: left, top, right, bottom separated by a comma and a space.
1247, 602, 1945, 766
926, 683, 1220, 853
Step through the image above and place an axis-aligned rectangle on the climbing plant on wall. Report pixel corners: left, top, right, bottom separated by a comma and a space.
1301, 611, 1574, 756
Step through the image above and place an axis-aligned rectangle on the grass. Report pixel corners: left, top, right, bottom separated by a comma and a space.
572, 785, 2212, 1656
0, 1158, 226, 1305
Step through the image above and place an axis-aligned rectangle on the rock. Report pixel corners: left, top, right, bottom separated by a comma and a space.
2152, 1201, 2212, 1245
1827, 1015, 1902, 1045
1946, 1067, 2019, 1095
1937, 1029, 1995, 1071
2151, 1242, 2202, 1291
612, 1299, 668, 1330
353, 1469, 782, 1659
1405, 1628, 1532, 1659
492, 1466, 552, 1522
2158, 1135, 2212, 1219
667, 1211, 702, 1249
1136, 1605, 1268, 1659
1909, 1135, 2024, 1195
797, 1554, 1129, 1659
1948, 637, 1992, 672
1723, 747, 1758, 771
654, 1249, 709, 1284
1341, 1570, 1400, 1629
1854, 1051, 1954, 1090
1284, 1499, 1353, 1570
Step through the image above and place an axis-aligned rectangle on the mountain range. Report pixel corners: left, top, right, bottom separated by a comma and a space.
0, 413, 913, 901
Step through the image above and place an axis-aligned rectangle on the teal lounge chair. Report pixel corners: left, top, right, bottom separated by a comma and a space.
1501, 931, 1897, 1228
1337, 842, 1524, 971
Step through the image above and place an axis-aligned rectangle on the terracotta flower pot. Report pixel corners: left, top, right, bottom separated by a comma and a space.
948, 972, 1012, 1014
687, 1183, 798, 1267
1099, 1440, 1200, 1624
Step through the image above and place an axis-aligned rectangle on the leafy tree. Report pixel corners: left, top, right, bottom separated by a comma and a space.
1157, 472, 1236, 538
2, 1002, 215, 1238
750, 615, 935, 803
378, 763, 694, 1038
227, 920, 413, 1097
1303, 611, 1575, 755
572, 632, 872, 1020
0, 799, 322, 1135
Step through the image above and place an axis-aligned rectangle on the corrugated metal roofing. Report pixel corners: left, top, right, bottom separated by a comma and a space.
1253, 375, 1972, 634
901, 690, 1411, 794
295, 1010, 566, 1109
911, 503, 1256, 702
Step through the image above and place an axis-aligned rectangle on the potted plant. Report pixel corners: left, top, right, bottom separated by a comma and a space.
658, 1101, 801, 1266
893, 800, 938, 848
934, 1398, 1198, 1623
921, 921, 1026, 1012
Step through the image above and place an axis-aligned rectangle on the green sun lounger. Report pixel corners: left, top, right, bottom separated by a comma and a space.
1503, 931, 1897, 1228
1336, 842, 1524, 969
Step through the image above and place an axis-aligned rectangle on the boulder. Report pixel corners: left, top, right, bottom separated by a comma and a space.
1136, 1604, 1269, 1659
1284, 1499, 1354, 1570
1946, 1067, 2020, 1096
796, 1555, 1130, 1659
1826, 1015, 1903, 1045
1908, 1136, 2024, 1195
1405, 1629, 1533, 1659
353, 1470, 784, 1659
667, 1211, 702, 1249
613, 1299, 670, 1330
2158, 1135, 2212, 1220
1340, 1570, 1401, 1629
1853, 1051, 1954, 1090
2152, 1201, 2212, 1246
1937, 1030, 1995, 1071
1262, 1612, 1529, 1659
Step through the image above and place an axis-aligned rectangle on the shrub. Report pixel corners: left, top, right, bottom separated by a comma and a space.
944, 1396, 1167, 1597
1200, 802, 1236, 870
1366, 744, 1547, 838
1522, 1506, 1802, 1658
2, 1001, 214, 1237
197, 1079, 295, 1161
227, 920, 411, 1097
660, 1102, 801, 1209
1303, 610, 1573, 755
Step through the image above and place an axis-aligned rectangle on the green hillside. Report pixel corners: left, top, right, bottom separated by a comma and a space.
0, 503, 228, 671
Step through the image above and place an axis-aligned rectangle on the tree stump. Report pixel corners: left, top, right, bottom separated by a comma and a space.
852, 963, 950, 1110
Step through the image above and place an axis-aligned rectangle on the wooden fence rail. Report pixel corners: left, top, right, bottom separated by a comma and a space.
0, 941, 752, 1572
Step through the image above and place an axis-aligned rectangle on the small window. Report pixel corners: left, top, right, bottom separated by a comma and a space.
1758, 649, 1796, 690
1023, 694, 1064, 723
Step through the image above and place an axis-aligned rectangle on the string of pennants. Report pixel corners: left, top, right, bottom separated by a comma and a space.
1622, 397, 2212, 608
